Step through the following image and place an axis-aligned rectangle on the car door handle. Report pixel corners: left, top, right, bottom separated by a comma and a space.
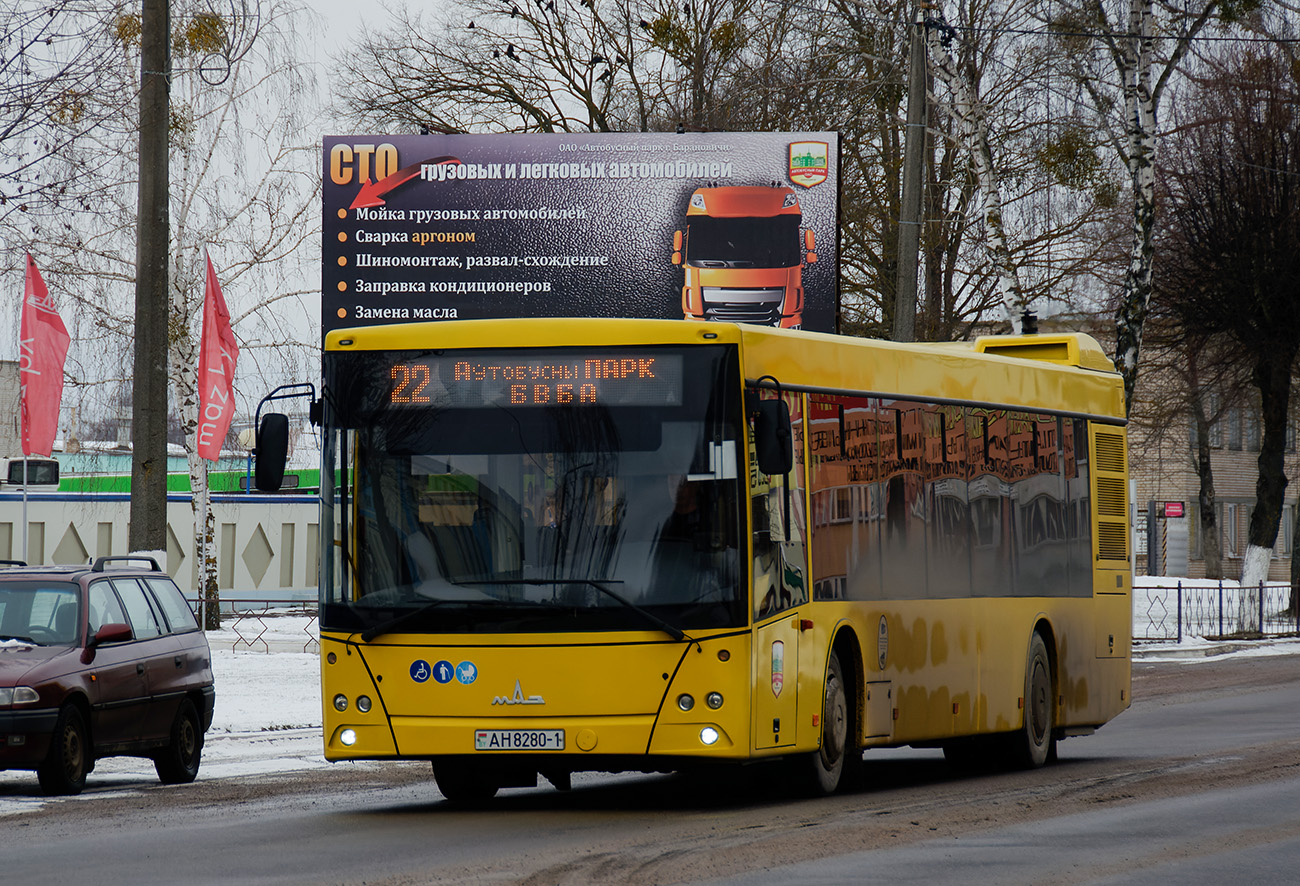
137, 663, 145, 675
174, 656, 184, 670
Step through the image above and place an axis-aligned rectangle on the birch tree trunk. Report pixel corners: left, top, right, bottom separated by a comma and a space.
190, 453, 221, 631
1074, 0, 1218, 415
1112, 0, 1156, 417
924, 12, 1025, 333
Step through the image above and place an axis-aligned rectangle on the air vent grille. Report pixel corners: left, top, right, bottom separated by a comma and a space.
1093, 429, 1129, 563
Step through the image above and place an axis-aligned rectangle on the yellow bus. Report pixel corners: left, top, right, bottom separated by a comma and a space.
303, 318, 1130, 802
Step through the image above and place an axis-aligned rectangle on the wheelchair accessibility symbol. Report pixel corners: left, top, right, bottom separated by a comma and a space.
410, 660, 431, 683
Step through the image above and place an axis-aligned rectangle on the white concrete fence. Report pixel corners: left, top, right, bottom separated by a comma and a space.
0, 491, 319, 601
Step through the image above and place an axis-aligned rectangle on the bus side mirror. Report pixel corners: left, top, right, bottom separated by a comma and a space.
754, 399, 793, 476
255, 413, 289, 492
672, 229, 683, 266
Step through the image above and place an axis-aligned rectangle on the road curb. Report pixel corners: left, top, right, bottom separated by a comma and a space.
1135, 644, 1243, 660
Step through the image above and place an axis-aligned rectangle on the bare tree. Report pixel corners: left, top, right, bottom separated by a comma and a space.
0, 2, 134, 245
1041, 0, 1270, 415
331, 0, 1119, 342
141, 2, 320, 625
924, 8, 1026, 331
837, 0, 1120, 340
9, 2, 321, 626
336, 0, 656, 133
1158, 46, 1300, 626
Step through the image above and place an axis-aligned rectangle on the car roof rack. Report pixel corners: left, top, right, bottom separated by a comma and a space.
91, 555, 162, 573
0, 559, 28, 568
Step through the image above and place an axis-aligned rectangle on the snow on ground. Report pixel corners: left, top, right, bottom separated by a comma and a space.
205, 640, 322, 733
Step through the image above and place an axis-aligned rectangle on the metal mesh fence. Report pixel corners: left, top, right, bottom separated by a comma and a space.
1135, 582, 1300, 642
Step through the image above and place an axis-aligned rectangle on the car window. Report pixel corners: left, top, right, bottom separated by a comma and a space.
145, 577, 199, 633
110, 577, 164, 640
0, 581, 79, 646
88, 582, 130, 637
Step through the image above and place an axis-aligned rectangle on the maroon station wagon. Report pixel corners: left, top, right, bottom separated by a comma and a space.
0, 556, 215, 795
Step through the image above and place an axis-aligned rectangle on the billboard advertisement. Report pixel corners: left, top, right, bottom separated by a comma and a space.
321, 132, 839, 335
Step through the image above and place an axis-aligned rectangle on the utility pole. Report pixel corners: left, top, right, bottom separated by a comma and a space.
131, 0, 170, 555
893, 10, 928, 343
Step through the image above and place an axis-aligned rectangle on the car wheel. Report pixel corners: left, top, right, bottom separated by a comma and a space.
154, 698, 203, 784
37, 705, 89, 796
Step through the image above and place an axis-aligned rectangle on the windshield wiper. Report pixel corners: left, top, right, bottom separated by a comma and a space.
0, 634, 39, 645
473, 578, 694, 644
358, 595, 567, 642
359, 579, 696, 645
360, 599, 450, 643
580, 579, 695, 644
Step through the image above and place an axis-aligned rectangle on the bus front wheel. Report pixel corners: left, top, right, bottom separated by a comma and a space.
1011, 632, 1056, 769
804, 649, 850, 794
434, 763, 500, 805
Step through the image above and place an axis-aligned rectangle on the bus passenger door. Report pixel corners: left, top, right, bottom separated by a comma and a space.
750, 386, 808, 750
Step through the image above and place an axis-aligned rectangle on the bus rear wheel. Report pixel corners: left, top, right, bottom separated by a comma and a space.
1010, 632, 1056, 769
434, 763, 500, 805
804, 649, 850, 794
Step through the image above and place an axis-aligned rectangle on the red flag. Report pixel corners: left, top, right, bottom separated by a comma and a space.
196, 253, 240, 460
19, 254, 71, 457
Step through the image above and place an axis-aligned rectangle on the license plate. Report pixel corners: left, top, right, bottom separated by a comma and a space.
474, 729, 565, 751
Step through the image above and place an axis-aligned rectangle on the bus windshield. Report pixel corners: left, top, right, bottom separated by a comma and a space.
685, 215, 801, 268
321, 344, 746, 636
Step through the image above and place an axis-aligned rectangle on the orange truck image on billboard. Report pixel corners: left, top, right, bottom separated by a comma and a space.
672, 185, 817, 328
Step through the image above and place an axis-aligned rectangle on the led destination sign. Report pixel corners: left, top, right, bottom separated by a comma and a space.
388, 352, 684, 408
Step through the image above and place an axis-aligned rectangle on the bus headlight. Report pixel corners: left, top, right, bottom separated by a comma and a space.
699, 727, 719, 746
677, 694, 695, 712
333, 694, 348, 712
706, 692, 724, 710
357, 695, 372, 713
340, 728, 357, 747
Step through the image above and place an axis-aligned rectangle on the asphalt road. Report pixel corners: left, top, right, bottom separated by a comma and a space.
3, 651, 1299, 886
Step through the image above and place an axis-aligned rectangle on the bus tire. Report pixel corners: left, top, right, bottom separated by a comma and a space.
434, 763, 500, 805
805, 649, 850, 794
1011, 632, 1056, 769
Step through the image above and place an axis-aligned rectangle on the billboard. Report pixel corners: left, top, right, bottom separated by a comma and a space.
321, 132, 839, 335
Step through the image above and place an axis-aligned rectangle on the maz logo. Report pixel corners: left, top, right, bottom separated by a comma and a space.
492, 679, 545, 705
